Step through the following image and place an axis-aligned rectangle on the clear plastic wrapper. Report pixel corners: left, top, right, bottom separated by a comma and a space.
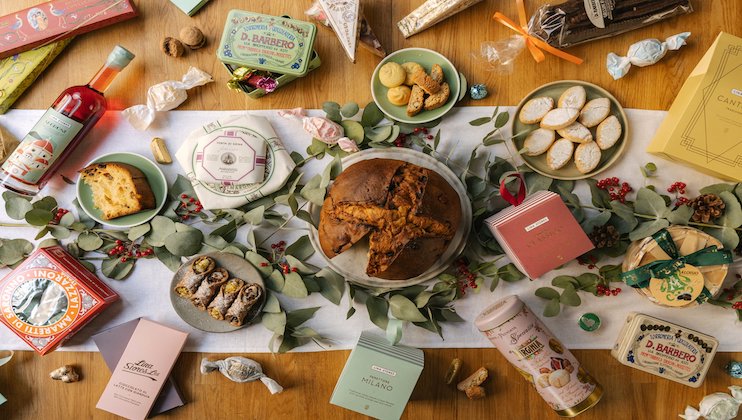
680, 386, 742, 420
528, 0, 694, 49
475, 36, 525, 74
200, 356, 283, 394
607, 32, 690, 79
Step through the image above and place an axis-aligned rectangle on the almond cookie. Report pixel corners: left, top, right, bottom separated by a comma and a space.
579, 98, 611, 127
407, 85, 425, 116
430, 64, 445, 84
424, 82, 450, 111
574, 141, 601, 174
457, 367, 488, 391
596, 115, 622, 150
557, 122, 592, 143
388, 85, 412, 106
519, 97, 554, 124
523, 128, 556, 156
401, 62, 424, 86
540, 108, 579, 130
558, 86, 587, 109
546, 138, 574, 170
379, 62, 406, 88
412, 70, 441, 95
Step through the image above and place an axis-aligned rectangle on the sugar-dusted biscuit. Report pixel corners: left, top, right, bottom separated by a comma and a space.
596, 115, 622, 150
523, 128, 556, 156
557, 122, 592, 143
579, 98, 611, 127
558, 86, 587, 109
540, 108, 579, 130
519, 97, 554, 124
546, 138, 574, 170
574, 141, 601, 174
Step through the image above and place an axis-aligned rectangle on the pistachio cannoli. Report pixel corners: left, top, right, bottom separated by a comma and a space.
207, 278, 245, 320
174, 256, 216, 297
191, 268, 229, 310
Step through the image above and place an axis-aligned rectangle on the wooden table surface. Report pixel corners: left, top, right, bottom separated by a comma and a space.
1, 1, 742, 419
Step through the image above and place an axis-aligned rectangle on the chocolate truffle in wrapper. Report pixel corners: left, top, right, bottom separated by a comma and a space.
200, 356, 283, 394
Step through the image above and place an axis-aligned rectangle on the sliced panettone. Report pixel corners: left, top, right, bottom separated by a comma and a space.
79, 162, 156, 220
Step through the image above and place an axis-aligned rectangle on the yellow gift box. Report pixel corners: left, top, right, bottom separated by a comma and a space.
0, 39, 72, 114
647, 32, 742, 181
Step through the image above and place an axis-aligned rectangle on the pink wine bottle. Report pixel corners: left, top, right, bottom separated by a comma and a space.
0, 45, 135, 195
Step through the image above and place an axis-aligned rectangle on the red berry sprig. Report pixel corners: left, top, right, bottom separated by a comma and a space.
733, 301, 742, 310
50, 207, 70, 225
596, 177, 632, 203
454, 258, 478, 295
577, 254, 598, 270
176, 194, 203, 221
596, 284, 622, 297
262, 241, 298, 274
393, 127, 434, 148
666, 182, 690, 208
107, 239, 154, 262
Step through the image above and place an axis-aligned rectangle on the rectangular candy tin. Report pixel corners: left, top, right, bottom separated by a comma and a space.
217, 10, 317, 77
0, 246, 119, 355
611, 312, 717, 388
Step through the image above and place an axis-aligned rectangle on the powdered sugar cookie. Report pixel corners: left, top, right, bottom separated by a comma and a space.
540, 108, 579, 130
519, 97, 554, 124
596, 115, 622, 150
557, 122, 592, 143
558, 86, 587, 109
574, 141, 601, 174
546, 138, 574, 170
579, 98, 611, 127
523, 128, 556, 156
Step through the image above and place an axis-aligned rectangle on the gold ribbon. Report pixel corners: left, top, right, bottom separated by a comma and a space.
492, 0, 583, 65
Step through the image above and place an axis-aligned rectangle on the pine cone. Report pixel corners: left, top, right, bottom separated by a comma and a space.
589, 225, 620, 248
689, 193, 725, 223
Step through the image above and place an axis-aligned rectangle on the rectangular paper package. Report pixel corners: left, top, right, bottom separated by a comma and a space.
647, 32, 742, 181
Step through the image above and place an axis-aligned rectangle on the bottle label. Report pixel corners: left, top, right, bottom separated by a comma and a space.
1, 108, 83, 184
582, 0, 615, 29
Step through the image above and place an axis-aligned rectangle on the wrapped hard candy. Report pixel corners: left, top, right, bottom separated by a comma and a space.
278, 108, 358, 153
50, 365, 79, 383
200, 357, 283, 394
680, 386, 742, 420
725, 361, 742, 379
469, 84, 488, 100
607, 32, 690, 80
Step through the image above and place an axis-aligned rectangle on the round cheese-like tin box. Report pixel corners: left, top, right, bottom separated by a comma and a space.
475, 295, 603, 417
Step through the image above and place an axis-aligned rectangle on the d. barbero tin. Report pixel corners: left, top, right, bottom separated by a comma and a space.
475, 295, 603, 417
611, 312, 718, 387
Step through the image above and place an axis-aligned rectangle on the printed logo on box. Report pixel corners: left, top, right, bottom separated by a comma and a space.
371, 365, 397, 377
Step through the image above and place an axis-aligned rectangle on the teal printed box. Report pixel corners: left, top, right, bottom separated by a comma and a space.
330, 331, 424, 420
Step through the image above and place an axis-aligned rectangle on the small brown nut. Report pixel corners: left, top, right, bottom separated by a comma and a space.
161, 37, 185, 57
465, 386, 486, 400
179, 26, 206, 49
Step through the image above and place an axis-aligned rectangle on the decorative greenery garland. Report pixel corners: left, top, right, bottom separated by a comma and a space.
1, 102, 741, 352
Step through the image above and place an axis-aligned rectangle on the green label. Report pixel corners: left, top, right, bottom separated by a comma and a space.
1, 108, 83, 184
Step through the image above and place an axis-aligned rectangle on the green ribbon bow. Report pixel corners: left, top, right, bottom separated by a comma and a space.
620, 229, 734, 304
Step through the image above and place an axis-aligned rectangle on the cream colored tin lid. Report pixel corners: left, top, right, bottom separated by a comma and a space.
474, 295, 524, 332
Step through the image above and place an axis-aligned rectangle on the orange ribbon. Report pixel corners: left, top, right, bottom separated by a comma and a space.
493, 0, 583, 65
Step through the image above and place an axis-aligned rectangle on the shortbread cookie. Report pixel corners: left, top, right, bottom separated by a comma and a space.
523, 128, 556, 156
430, 64, 445, 84
557, 122, 592, 143
546, 138, 574, 170
540, 108, 579, 130
407, 85, 425, 116
379, 62, 406, 88
579, 98, 611, 127
558, 86, 587, 109
401, 62, 424, 86
574, 141, 601, 174
519, 97, 554, 124
596, 115, 622, 150
412, 70, 441, 95
424, 82, 450, 111
388, 85, 412, 106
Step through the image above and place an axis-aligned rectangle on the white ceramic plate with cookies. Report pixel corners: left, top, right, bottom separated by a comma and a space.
511, 80, 629, 180
371, 48, 464, 124
306, 148, 472, 289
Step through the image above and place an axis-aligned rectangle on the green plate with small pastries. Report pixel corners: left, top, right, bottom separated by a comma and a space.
511, 80, 629, 181
76, 152, 168, 228
371, 47, 465, 124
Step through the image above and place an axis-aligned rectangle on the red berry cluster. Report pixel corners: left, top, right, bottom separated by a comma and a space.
596, 177, 632, 203
177, 194, 203, 220
50, 207, 70, 225
393, 127, 434, 147
733, 301, 742, 310
263, 241, 298, 274
666, 182, 690, 207
108, 239, 153, 262
577, 254, 598, 270
455, 258, 478, 295
596, 284, 621, 297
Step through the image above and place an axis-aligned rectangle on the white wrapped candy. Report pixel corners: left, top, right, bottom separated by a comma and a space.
200, 356, 283, 394
49, 365, 80, 383
278, 108, 358, 153
123, 67, 214, 130
607, 32, 691, 80
680, 386, 742, 420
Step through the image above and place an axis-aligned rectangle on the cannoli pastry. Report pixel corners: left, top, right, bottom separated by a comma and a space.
225, 283, 264, 326
174, 256, 216, 297
207, 278, 245, 320
191, 268, 229, 310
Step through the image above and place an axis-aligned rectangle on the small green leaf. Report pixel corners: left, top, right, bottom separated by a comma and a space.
346, 307, 356, 319
361, 102, 384, 127
262, 293, 281, 313
629, 219, 670, 241
243, 206, 265, 225
598, 265, 622, 283
535, 287, 560, 300
262, 311, 287, 335
164, 230, 204, 257
365, 125, 393, 142
494, 111, 510, 128
340, 102, 359, 118
58, 212, 74, 227
155, 247, 182, 272
285, 235, 314, 260
560, 288, 581, 306
61, 174, 75, 185
101, 258, 134, 280
265, 270, 285, 292
666, 205, 693, 225
282, 272, 309, 298
635, 187, 670, 218
499, 263, 524, 282
0, 239, 33, 266
286, 307, 321, 327
469, 117, 491, 126
315, 268, 345, 305
246, 251, 272, 276
389, 295, 427, 322
147, 216, 177, 247
32, 196, 57, 211
322, 101, 340, 114
543, 298, 561, 317
340, 120, 364, 143
718, 191, 742, 228
610, 201, 639, 233
580, 211, 611, 234
49, 226, 70, 240
700, 183, 734, 195
128, 223, 151, 241
552, 275, 579, 289
211, 220, 238, 243
366, 296, 389, 330
5, 195, 33, 220
25, 208, 53, 226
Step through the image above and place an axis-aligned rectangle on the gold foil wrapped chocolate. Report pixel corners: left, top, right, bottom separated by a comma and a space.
150, 137, 172, 164
200, 356, 283, 394
397, 0, 484, 38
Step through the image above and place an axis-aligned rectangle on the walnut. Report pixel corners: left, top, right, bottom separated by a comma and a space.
161, 37, 185, 57
179, 26, 206, 49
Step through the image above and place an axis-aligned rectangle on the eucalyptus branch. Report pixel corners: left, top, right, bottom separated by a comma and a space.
572, 203, 742, 232
257, 201, 309, 247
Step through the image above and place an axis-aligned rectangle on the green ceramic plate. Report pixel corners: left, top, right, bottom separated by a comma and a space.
76, 152, 168, 228
511, 80, 629, 180
371, 48, 461, 124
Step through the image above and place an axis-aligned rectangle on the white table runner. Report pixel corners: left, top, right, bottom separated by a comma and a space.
1, 106, 739, 353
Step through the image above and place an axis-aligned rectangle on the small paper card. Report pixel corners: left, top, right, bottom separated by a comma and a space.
96, 319, 187, 420
330, 331, 424, 420
485, 190, 594, 279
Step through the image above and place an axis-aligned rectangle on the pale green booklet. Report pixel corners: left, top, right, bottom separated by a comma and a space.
169, 0, 210, 16
331, 331, 424, 420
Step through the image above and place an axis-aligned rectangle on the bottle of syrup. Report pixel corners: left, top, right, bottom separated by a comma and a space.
0, 45, 135, 195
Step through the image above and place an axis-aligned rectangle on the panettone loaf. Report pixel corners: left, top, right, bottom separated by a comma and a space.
319, 158, 461, 280
79, 162, 156, 220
